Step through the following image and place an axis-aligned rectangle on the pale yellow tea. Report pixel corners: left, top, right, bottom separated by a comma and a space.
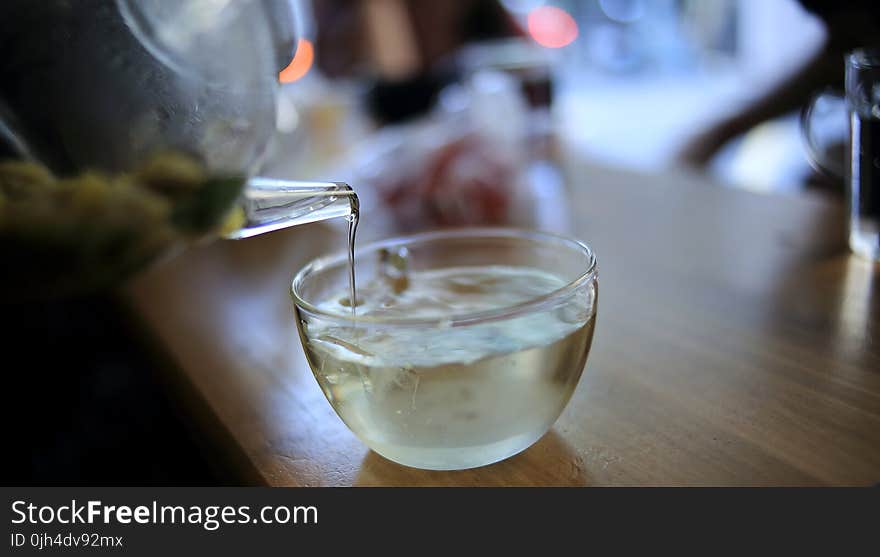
301, 265, 595, 470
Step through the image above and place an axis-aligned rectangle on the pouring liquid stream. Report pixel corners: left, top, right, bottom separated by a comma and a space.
345, 194, 359, 318
228, 178, 361, 316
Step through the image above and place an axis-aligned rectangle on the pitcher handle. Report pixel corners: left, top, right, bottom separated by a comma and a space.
800, 89, 847, 178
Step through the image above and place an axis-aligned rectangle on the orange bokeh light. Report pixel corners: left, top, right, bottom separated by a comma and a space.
279, 38, 314, 83
527, 6, 579, 48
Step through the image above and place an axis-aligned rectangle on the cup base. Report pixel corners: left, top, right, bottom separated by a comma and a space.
364, 429, 551, 471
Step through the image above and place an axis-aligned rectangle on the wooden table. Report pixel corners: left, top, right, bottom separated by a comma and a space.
126, 162, 880, 486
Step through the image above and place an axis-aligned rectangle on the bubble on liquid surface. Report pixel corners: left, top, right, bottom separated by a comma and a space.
379, 246, 410, 294
310, 266, 591, 368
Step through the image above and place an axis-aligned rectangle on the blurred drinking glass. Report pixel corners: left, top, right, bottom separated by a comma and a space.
803, 48, 880, 261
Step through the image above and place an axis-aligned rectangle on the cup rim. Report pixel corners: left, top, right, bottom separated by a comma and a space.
848, 47, 880, 68
290, 227, 598, 328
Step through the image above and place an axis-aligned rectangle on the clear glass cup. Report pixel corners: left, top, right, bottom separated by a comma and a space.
802, 47, 880, 261
291, 228, 598, 470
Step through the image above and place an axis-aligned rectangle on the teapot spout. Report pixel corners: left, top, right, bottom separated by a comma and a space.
224, 178, 357, 239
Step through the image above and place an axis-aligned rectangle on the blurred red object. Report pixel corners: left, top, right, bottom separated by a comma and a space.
381, 135, 514, 229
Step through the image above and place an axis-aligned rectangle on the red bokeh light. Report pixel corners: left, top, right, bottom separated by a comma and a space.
527, 6, 579, 48
279, 38, 315, 83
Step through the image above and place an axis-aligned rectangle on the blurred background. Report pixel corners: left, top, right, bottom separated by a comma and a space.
262, 0, 830, 224
8, 0, 870, 484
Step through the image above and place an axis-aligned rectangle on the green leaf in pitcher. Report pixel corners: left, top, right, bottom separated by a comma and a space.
169, 174, 245, 234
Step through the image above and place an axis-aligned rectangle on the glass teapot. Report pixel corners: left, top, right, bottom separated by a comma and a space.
0, 0, 355, 300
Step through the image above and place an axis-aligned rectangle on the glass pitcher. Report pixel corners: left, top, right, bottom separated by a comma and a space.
0, 0, 355, 300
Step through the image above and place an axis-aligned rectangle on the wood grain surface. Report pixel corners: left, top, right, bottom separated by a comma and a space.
126, 162, 880, 486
